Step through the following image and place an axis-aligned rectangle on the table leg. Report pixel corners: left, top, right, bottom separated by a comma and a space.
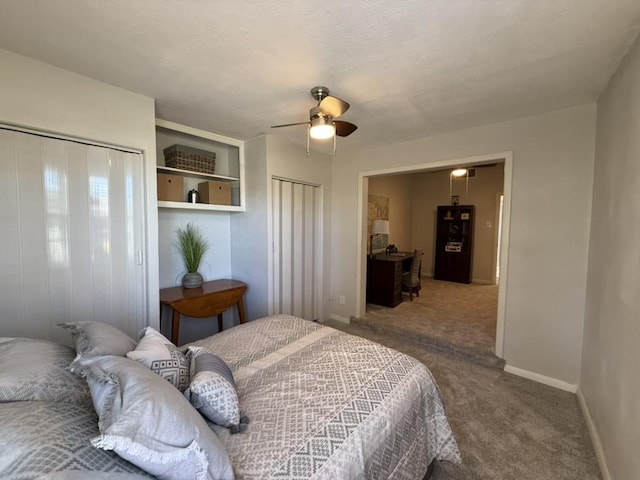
237, 298, 247, 324
171, 309, 181, 345
217, 314, 224, 332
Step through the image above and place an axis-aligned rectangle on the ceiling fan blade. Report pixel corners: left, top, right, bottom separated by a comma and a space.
271, 121, 310, 129
334, 121, 358, 137
319, 95, 350, 118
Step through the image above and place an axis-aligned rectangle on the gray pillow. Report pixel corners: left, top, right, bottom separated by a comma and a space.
70, 355, 235, 480
126, 327, 190, 391
0, 337, 91, 405
184, 347, 248, 433
58, 321, 137, 357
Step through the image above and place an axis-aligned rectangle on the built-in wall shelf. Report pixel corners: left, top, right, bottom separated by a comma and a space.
155, 119, 245, 212
157, 165, 239, 183
157, 200, 244, 212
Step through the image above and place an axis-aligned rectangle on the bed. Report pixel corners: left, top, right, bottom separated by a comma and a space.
0, 314, 460, 479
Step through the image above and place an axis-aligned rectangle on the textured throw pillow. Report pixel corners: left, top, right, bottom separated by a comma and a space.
58, 321, 137, 357
0, 337, 91, 405
184, 347, 247, 433
70, 355, 235, 480
126, 327, 190, 391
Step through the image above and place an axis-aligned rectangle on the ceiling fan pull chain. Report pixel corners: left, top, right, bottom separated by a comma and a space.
333, 130, 337, 156
306, 124, 311, 157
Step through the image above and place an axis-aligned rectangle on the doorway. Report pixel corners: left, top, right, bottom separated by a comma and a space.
357, 152, 512, 358
271, 177, 322, 321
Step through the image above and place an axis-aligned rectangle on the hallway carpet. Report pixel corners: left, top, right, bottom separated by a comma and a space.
354, 278, 504, 368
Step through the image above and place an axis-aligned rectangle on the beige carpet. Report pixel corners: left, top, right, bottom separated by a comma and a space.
354, 278, 504, 368
321, 318, 601, 479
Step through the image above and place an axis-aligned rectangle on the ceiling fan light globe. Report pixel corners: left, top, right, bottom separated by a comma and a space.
310, 124, 335, 139
309, 115, 335, 139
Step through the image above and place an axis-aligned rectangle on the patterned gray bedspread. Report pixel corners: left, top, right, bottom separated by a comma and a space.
0, 400, 152, 479
189, 315, 460, 480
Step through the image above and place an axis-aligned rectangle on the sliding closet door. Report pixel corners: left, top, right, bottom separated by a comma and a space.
0, 128, 146, 343
272, 178, 321, 321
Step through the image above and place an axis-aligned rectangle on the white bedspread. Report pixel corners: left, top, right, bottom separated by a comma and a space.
189, 315, 460, 480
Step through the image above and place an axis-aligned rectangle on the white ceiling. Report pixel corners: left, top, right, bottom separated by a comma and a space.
1, 1, 639, 151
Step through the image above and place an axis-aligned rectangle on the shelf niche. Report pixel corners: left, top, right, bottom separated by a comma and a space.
155, 119, 245, 212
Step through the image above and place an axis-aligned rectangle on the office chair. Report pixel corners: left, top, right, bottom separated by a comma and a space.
402, 249, 424, 301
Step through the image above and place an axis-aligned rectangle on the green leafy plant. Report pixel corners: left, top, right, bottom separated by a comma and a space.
174, 223, 209, 273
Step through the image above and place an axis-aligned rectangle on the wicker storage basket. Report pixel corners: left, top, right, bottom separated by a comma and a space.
163, 144, 216, 174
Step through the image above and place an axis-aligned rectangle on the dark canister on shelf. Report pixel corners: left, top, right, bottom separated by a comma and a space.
187, 188, 200, 203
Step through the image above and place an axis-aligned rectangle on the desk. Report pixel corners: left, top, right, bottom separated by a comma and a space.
159, 279, 247, 345
366, 253, 414, 308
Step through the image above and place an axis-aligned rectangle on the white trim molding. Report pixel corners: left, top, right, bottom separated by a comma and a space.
577, 388, 612, 480
329, 313, 350, 324
504, 364, 578, 393
471, 278, 494, 285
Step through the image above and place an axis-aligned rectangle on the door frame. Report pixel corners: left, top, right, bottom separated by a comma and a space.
493, 193, 505, 284
356, 151, 513, 358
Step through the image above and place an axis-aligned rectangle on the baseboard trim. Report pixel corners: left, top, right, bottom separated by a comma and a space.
503, 364, 578, 393
577, 388, 611, 480
329, 314, 350, 324
471, 278, 494, 285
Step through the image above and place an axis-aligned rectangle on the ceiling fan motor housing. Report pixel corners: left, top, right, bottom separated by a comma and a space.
310, 86, 330, 102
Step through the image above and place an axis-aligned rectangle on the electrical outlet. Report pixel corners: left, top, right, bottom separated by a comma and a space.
339, 295, 346, 305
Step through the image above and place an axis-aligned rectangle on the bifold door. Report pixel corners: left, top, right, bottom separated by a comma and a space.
271, 178, 321, 321
0, 127, 146, 343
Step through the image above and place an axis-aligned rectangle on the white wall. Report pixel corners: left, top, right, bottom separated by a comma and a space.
581, 34, 640, 480
331, 104, 596, 385
0, 49, 159, 332
158, 211, 232, 288
230, 136, 270, 320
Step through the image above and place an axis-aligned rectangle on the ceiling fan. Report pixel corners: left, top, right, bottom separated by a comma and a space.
271, 86, 358, 156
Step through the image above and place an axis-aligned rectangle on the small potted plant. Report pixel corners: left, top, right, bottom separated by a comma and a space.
175, 222, 209, 288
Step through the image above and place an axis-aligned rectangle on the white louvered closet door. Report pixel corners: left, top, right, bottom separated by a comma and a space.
0, 127, 146, 343
272, 178, 321, 321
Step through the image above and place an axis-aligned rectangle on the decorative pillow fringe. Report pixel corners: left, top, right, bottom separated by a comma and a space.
230, 414, 250, 434
91, 435, 210, 479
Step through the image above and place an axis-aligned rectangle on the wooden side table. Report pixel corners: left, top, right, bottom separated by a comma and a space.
159, 279, 248, 345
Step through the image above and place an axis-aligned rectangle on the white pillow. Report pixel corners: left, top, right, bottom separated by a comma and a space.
58, 321, 137, 357
184, 347, 247, 433
126, 327, 190, 391
70, 355, 235, 480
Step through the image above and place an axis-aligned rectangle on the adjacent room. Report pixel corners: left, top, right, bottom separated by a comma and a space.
362, 162, 505, 366
0, 1, 639, 479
